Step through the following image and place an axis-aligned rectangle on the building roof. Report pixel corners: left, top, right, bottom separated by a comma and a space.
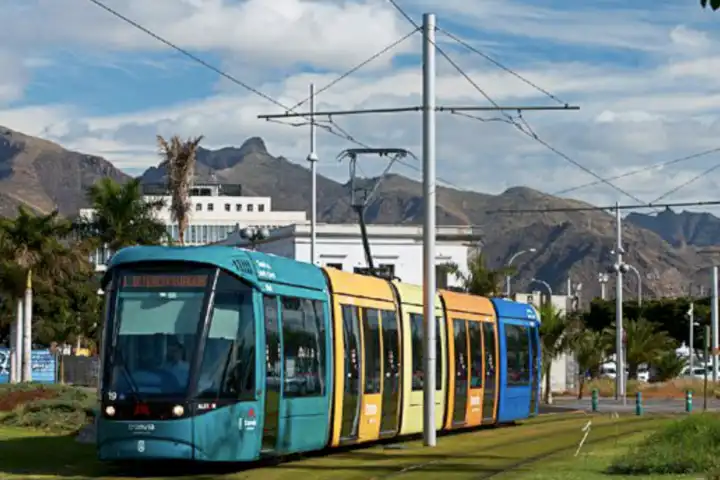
218, 222, 484, 247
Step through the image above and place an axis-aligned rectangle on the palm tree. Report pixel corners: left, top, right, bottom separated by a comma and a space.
444, 251, 515, 296
75, 177, 169, 253
0, 206, 74, 381
573, 329, 606, 399
538, 303, 576, 403
701, 0, 719, 10
157, 134, 204, 246
602, 318, 674, 380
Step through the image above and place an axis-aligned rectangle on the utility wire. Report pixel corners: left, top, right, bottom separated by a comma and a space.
486, 199, 720, 215
554, 146, 720, 196
386, 0, 645, 205
651, 160, 720, 204
286, 28, 419, 112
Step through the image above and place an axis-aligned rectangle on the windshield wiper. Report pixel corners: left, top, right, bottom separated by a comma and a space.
112, 346, 144, 403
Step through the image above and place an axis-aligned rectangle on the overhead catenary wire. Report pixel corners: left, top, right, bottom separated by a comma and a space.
651, 160, 720, 204
385, 0, 645, 206
554, 146, 720, 196
486, 199, 720, 215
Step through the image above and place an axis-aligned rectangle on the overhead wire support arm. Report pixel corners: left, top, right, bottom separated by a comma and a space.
257, 104, 579, 120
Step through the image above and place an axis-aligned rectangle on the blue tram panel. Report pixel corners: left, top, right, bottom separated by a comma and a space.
97, 246, 333, 462
491, 299, 541, 423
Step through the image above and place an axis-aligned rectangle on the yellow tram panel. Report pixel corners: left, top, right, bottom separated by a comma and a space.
392, 280, 447, 436
322, 267, 398, 446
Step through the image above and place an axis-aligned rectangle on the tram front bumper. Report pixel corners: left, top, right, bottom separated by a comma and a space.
97, 417, 204, 461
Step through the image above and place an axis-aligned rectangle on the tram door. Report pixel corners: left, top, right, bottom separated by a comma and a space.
482, 322, 498, 422
262, 296, 281, 452
452, 320, 469, 425
339, 305, 362, 441
379, 310, 401, 437
529, 325, 540, 415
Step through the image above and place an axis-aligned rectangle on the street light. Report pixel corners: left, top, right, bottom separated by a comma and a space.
597, 273, 609, 300
530, 278, 552, 304
625, 264, 642, 306
239, 226, 270, 250
686, 303, 700, 376
506, 248, 537, 297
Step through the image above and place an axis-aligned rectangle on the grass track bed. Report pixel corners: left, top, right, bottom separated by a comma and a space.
0, 413, 679, 479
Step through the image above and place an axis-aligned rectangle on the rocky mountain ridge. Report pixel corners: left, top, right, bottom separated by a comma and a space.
0, 125, 717, 299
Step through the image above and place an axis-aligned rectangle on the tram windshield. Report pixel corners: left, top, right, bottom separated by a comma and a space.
103, 265, 256, 400
104, 267, 212, 397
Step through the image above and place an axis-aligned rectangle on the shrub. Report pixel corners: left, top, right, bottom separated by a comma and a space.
607, 414, 720, 475
0, 384, 97, 433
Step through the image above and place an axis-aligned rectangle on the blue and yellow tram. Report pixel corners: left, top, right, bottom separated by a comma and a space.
96, 246, 541, 462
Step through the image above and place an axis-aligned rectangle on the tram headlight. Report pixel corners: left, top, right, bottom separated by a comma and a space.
105, 405, 116, 417
172, 405, 184, 417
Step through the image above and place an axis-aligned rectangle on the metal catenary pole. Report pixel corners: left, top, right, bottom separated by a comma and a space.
308, 83, 318, 265
615, 203, 625, 405
256, 12, 580, 447
421, 12, 437, 447
712, 266, 718, 381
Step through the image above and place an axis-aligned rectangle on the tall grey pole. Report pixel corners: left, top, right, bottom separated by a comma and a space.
615, 203, 625, 404
422, 12, 437, 448
712, 266, 718, 382
601, 282, 606, 300
689, 302, 695, 377
10, 300, 22, 383
308, 83, 318, 265
22, 274, 33, 382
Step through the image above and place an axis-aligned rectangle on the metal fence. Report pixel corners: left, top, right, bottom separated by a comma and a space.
56, 355, 100, 387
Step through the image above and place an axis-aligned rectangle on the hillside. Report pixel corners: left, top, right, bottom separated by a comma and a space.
0, 125, 715, 299
627, 209, 720, 248
0, 126, 129, 216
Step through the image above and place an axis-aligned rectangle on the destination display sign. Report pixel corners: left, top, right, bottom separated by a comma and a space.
122, 274, 208, 289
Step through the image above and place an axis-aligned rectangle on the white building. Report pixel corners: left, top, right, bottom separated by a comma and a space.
514, 291, 579, 398
218, 222, 481, 287
81, 181, 307, 267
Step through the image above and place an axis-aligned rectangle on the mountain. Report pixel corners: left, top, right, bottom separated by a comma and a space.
627, 209, 720, 248
0, 126, 129, 216
0, 125, 715, 300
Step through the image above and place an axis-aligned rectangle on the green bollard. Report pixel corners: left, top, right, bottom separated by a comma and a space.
591, 389, 598, 412
635, 391, 643, 416
686, 390, 693, 413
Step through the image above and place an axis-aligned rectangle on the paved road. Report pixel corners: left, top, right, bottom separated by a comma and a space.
546, 396, 720, 413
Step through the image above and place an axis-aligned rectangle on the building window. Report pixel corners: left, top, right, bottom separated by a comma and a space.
236, 204, 242, 212
505, 324, 530, 386
436, 264, 450, 289
258, 204, 265, 212
207, 203, 214, 211
196, 203, 202, 211
247, 204, 254, 212
225, 203, 231, 212
280, 297, 326, 398
326, 263, 342, 270
378, 264, 395, 276
409, 313, 442, 391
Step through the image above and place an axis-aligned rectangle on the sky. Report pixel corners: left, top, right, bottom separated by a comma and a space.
1, 0, 720, 215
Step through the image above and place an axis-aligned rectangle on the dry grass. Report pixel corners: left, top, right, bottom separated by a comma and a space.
564, 377, 720, 399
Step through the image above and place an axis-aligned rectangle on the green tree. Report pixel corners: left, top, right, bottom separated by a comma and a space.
701, 0, 720, 10
444, 251, 514, 296
573, 329, 606, 399
603, 318, 675, 379
157, 134, 203, 245
537, 303, 576, 403
75, 177, 169, 252
652, 350, 687, 382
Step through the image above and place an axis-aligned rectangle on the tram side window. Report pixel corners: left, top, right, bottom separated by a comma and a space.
409, 313, 442, 391
196, 275, 255, 401
362, 308, 382, 394
505, 324, 530, 386
467, 321, 483, 388
281, 297, 326, 397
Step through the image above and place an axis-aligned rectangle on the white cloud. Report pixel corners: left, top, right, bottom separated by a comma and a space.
1, 0, 720, 215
